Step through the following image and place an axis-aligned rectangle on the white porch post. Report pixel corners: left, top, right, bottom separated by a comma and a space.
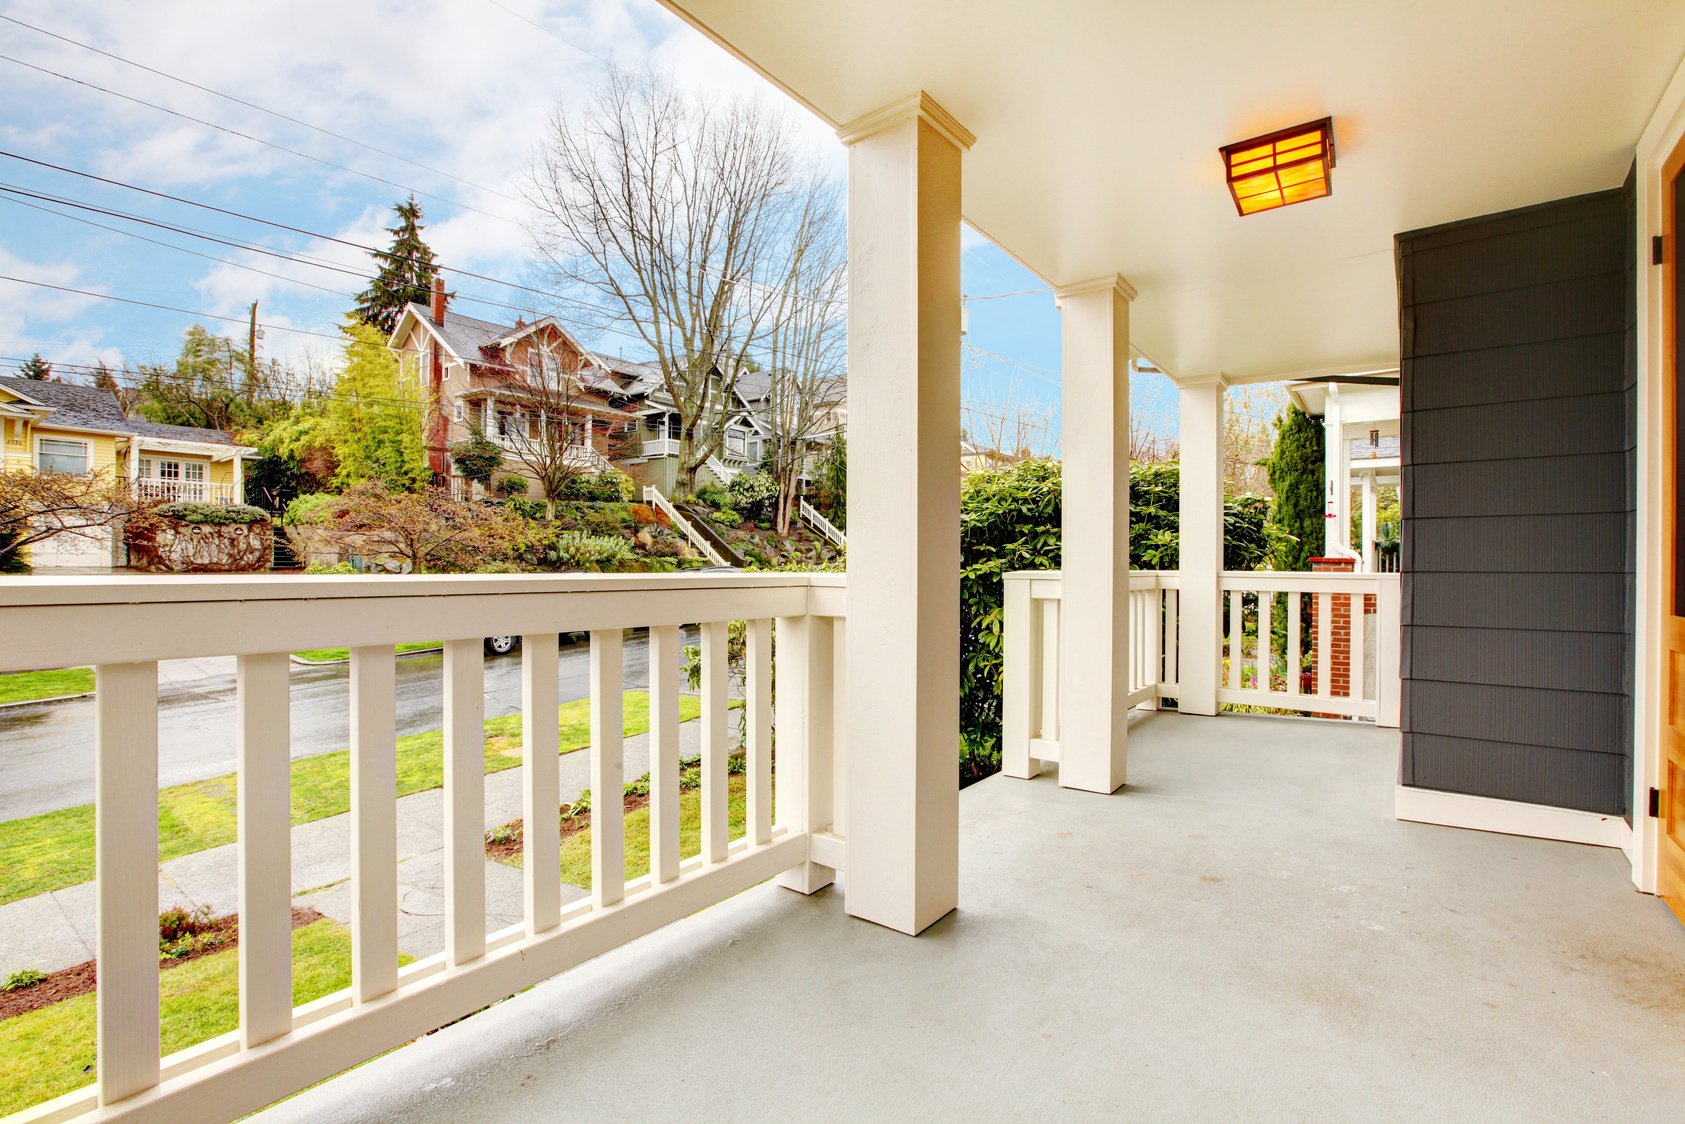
1360, 471, 1376, 571
1176, 374, 1226, 716
1323, 386, 1348, 556
839, 92, 970, 935
1055, 275, 1134, 793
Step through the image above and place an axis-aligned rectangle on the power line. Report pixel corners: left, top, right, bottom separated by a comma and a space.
0, 52, 519, 225
482, 0, 612, 66
963, 342, 1061, 387
963, 288, 1050, 302
0, 13, 525, 206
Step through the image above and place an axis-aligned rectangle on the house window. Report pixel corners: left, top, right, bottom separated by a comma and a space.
496, 409, 514, 438
528, 413, 542, 439
454, 401, 464, 422
38, 438, 89, 474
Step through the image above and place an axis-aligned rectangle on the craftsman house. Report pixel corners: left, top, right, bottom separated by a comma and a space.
0, 376, 253, 567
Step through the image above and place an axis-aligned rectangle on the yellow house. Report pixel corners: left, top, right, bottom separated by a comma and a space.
0, 377, 255, 568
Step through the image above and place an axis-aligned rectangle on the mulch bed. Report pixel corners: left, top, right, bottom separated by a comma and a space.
0, 906, 326, 1022
483, 792, 654, 862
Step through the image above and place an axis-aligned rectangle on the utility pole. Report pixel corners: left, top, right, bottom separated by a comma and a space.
247, 300, 259, 383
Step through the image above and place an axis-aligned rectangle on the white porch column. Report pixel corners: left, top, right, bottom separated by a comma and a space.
839, 92, 970, 936
1323, 386, 1348, 556
1054, 275, 1134, 793
1176, 374, 1227, 716
1360, 471, 1377, 572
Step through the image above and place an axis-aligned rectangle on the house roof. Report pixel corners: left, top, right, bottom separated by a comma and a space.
0, 377, 245, 448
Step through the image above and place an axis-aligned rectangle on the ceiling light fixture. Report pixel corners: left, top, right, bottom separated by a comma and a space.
1219, 117, 1335, 216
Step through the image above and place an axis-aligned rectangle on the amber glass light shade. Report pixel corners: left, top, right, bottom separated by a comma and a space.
1219, 118, 1335, 216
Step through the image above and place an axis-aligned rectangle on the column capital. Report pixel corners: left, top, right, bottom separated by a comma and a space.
1172, 372, 1229, 391
837, 91, 974, 151
1053, 274, 1137, 302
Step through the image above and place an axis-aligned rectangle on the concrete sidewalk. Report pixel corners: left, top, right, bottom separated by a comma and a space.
0, 720, 704, 976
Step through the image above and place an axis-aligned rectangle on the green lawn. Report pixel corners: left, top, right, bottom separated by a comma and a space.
0, 918, 404, 1118
0, 690, 700, 907
0, 668, 95, 706
503, 775, 750, 892
290, 641, 442, 663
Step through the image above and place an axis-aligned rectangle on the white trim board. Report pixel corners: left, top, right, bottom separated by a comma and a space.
1395, 786, 1631, 850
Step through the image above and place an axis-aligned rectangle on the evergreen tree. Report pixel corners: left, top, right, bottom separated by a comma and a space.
19, 353, 52, 380
327, 318, 429, 492
1263, 404, 1325, 571
90, 359, 119, 392
354, 196, 442, 335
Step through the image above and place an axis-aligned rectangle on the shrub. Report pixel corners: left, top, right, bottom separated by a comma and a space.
494, 474, 529, 498
696, 483, 729, 508
304, 560, 356, 575
559, 471, 637, 502
2, 968, 46, 992
629, 503, 668, 528
503, 497, 547, 521
726, 471, 777, 518
580, 505, 634, 536
709, 508, 741, 528
153, 501, 271, 526
542, 530, 634, 571
283, 492, 337, 526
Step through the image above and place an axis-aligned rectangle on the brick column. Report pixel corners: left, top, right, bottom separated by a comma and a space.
1308, 557, 1364, 714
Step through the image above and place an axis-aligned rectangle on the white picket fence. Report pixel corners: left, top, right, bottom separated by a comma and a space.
1, 572, 845, 1121
1002, 568, 1400, 773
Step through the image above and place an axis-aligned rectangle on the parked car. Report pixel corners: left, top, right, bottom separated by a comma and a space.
482, 631, 589, 657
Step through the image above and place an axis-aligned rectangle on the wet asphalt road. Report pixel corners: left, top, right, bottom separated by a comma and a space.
0, 628, 688, 822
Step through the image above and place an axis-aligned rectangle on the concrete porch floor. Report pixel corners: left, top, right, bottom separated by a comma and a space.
257, 713, 1684, 1121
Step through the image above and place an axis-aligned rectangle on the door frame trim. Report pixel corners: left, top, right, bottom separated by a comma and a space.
1634, 56, 1685, 894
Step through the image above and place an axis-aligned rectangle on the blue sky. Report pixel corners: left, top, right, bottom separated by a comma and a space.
0, 0, 1180, 446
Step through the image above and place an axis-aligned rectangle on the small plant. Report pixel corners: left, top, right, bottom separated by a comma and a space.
485, 823, 520, 845
709, 508, 742, 528
2, 968, 47, 992
580, 505, 634, 536
158, 905, 223, 959
696, 483, 729, 508
494, 473, 529, 498
304, 560, 357, 575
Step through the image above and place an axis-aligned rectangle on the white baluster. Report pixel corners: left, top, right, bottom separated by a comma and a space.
1350, 587, 1367, 703
590, 629, 625, 907
95, 662, 160, 1104
746, 618, 773, 846
1287, 592, 1303, 697
648, 624, 682, 884
1001, 576, 1037, 778
350, 645, 397, 1003
1257, 590, 1274, 696
1040, 597, 1061, 741
237, 653, 292, 1049
701, 620, 730, 863
774, 613, 835, 893
522, 633, 561, 935
443, 639, 485, 965
1227, 589, 1243, 689
1163, 587, 1179, 690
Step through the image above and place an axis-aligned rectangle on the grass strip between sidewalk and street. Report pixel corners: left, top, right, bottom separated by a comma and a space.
0, 917, 404, 1118
0, 690, 700, 907
289, 641, 443, 663
0, 668, 95, 706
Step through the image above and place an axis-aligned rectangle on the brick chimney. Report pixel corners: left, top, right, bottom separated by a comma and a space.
430, 276, 447, 326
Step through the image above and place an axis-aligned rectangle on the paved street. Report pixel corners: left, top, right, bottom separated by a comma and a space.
0, 628, 691, 821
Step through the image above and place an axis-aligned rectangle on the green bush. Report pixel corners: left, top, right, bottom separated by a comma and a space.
503, 497, 547, 521
541, 530, 634, 571
304, 560, 356, 575
709, 508, 742, 528
696, 483, 729, 508
726, 472, 777, 518
2, 967, 46, 991
580, 505, 634, 536
494, 474, 529, 498
154, 501, 270, 526
283, 492, 337, 526
559, 471, 637, 502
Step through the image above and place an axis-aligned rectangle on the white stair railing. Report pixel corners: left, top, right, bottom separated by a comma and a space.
703, 454, 740, 484
0, 571, 846, 1121
798, 498, 846, 548
643, 486, 728, 566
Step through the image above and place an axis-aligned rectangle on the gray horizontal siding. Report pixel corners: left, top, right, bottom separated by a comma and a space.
1397, 184, 1634, 817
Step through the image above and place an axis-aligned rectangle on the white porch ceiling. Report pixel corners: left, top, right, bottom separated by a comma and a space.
659, 1, 1685, 383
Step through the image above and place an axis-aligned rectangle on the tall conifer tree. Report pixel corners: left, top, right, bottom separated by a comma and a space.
19, 352, 52, 380
1263, 404, 1326, 571
354, 196, 441, 335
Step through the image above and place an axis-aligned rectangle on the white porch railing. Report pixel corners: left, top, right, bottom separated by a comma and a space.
1003, 569, 1400, 773
133, 480, 241, 505
642, 486, 729, 566
0, 572, 845, 1122
1002, 571, 1182, 774
798, 498, 846, 548
640, 437, 681, 458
